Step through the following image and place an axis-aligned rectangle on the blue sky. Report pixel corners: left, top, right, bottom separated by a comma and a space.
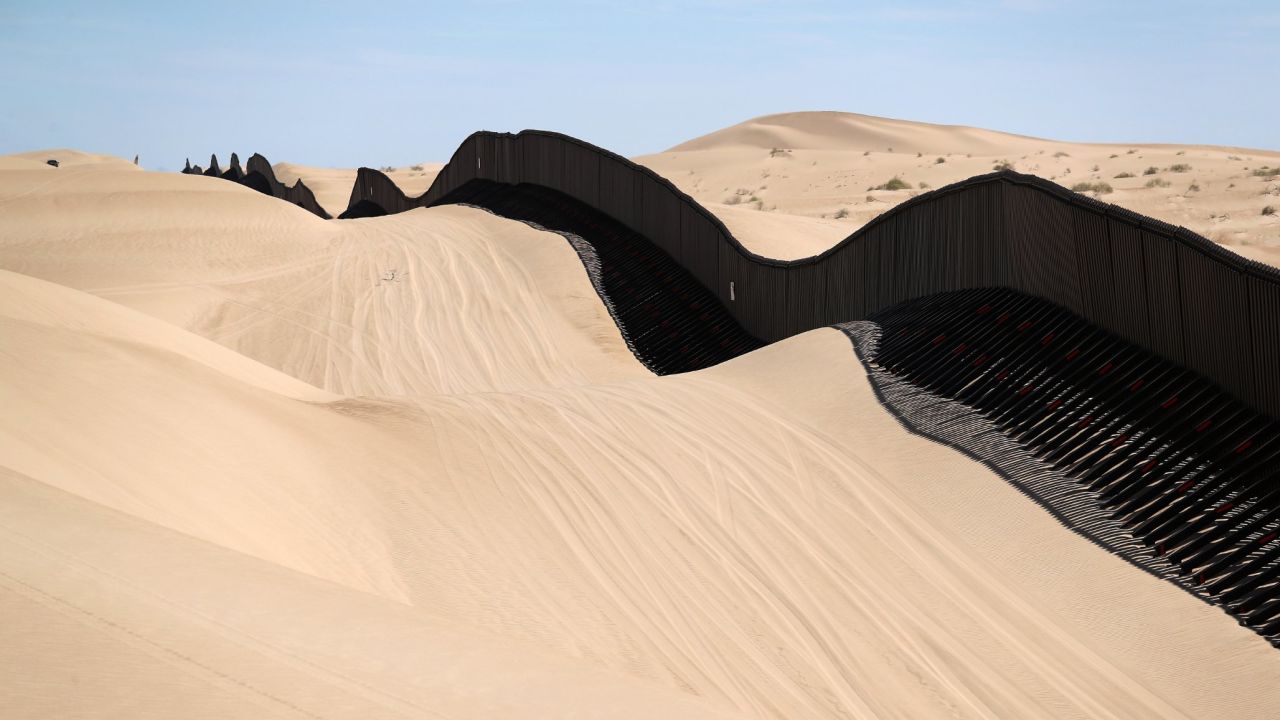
1, 1, 1276, 170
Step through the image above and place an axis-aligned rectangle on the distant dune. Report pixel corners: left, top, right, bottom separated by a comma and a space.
273, 161, 443, 218
637, 111, 1280, 262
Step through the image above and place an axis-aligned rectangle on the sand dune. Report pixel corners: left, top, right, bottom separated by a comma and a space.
639, 111, 1280, 256
4, 150, 1280, 718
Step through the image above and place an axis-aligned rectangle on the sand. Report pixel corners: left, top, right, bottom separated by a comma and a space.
637, 111, 1280, 260
3, 148, 1279, 718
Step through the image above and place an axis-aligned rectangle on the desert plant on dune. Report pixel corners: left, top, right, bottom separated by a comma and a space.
1114, 171, 1135, 178
1252, 166, 1280, 179
1264, 205, 1276, 216
1169, 163, 1192, 173
1143, 166, 1160, 175
834, 207, 849, 219
379, 166, 396, 172
873, 176, 911, 191
1053, 151, 1070, 158
1071, 181, 1113, 195
1145, 177, 1171, 188
935, 157, 945, 164
1187, 182, 1201, 193
993, 160, 1014, 172
919, 182, 931, 189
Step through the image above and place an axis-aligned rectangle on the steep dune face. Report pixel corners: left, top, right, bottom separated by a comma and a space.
4, 154, 1280, 718
639, 111, 1280, 260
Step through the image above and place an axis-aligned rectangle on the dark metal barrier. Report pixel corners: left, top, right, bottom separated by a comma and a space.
340, 129, 1280, 418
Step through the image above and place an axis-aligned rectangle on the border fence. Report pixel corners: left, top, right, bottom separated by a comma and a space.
340, 129, 1280, 418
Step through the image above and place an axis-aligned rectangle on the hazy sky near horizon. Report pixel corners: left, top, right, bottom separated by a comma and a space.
1, 1, 1276, 170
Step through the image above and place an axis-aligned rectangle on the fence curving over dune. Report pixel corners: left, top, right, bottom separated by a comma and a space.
340, 129, 1280, 419
183, 153, 331, 219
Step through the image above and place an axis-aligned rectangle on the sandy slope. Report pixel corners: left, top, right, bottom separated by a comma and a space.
0, 164, 640, 395
638, 111, 1280, 258
4, 153, 1280, 718
274, 161, 443, 218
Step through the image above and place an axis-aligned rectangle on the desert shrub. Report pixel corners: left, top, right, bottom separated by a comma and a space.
769, 148, 792, 158
917, 152, 923, 157
1109, 153, 1119, 159
1263, 205, 1276, 216
1145, 178, 1171, 188
863, 150, 870, 156
919, 181, 931, 189
1187, 182, 1201, 193
873, 176, 911, 191
1127, 148, 1137, 154
865, 195, 876, 202
409, 164, 424, 171
1091, 164, 1100, 172
1169, 163, 1192, 173
1228, 155, 1243, 161
1176, 150, 1186, 155
1053, 151, 1070, 158
378, 166, 396, 172
723, 195, 742, 205
993, 160, 1015, 172
1143, 166, 1160, 175
834, 207, 849, 219
1114, 171, 1135, 178
1252, 166, 1280, 178
1071, 181, 1113, 194
935, 157, 945, 164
